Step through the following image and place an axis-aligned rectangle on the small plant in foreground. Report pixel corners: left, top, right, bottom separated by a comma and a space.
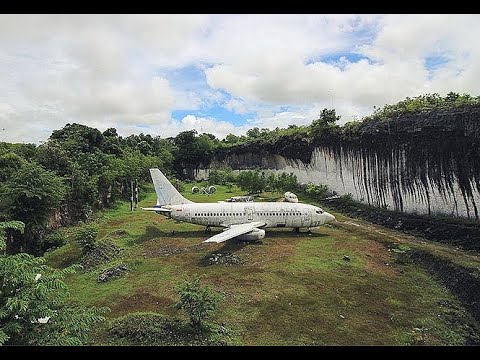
174, 276, 223, 328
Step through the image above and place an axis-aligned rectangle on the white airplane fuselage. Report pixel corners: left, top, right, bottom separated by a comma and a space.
144, 168, 336, 243
161, 201, 335, 229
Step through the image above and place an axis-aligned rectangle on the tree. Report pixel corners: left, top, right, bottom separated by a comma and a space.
5, 162, 67, 224
35, 141, 72, 177
74, 223, 98, 253
0, 253, 108, 345
266, 172, 277, 191
174, 277, 222, 328
3, 162, 68, 254
275, 172, 298, 192
305, 182, 331, 199
0, 152, 25, 182
237, 170, 267, 194
49, 123, 105, 155
173, 130, 215, 178
445, 91, 460, 103
0, 221, 24, 255
310, 108, 340, 139
246, 127, 261, 139
224, 133, 239, 144
68, 164, 99, 218
208, 168, 237, 186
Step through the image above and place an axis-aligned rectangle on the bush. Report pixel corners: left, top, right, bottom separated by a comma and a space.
275, 172, 298, 192
237, 170, 267, 194
305, 182, 331, 199
109, 312, 229, 345
43, 232, 66, 251
110, 312, 171, 344
174, 276, 223, 328
80, 240, 120, 270
208, 168, 237, 185
340, 193, 355, 203
75, 223, 98, 253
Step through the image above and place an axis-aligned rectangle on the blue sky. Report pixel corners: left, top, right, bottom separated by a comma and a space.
163, 65, 256, 126
0, 14, 478, 143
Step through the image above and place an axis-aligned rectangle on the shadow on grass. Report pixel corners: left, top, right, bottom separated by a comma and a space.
216, 239, 256, 252
266, 229, 329, 239
197, 229, 328, 267
198, 240, 252, 267
135, 225, 328, 248
131, 225, 169, 245
133, 226, 222, 244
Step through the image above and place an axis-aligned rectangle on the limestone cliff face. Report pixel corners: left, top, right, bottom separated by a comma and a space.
195, 105, 480, 219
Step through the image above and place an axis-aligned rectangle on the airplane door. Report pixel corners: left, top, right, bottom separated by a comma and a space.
185, 207, 191, 222
303, 211, 311, 226
246, 207, 254, 221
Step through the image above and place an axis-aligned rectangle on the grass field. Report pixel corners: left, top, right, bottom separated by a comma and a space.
45, 183, 480, 345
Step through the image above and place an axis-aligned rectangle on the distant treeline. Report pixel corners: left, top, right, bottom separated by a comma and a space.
0, 92, 478, 255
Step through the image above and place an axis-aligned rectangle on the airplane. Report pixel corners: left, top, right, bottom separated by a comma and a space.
142, 168, 336, 244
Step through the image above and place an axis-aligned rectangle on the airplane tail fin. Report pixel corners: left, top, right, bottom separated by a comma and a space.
149, 168, 193, 206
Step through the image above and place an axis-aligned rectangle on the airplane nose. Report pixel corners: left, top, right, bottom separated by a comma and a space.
325, 212, 336, 223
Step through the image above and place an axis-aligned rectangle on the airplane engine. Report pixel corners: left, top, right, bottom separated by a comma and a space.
191, 186, 199, 194
208, 185, 217, 194
284, 191, 298, 203
235, 228, 265, 241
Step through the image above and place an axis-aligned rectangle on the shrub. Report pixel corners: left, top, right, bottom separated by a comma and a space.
174, 276, 223, 328
305, 182, 331, 199
109, 312, 229, 345
43, 232, 66, 251
75, 223, 98, 253
110, 312, 172, 344
340, 193, 355, 203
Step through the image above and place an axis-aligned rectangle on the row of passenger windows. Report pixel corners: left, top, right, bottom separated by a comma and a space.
193, 212, 302, 217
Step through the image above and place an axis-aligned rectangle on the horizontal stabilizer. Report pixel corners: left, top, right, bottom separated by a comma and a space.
141, 207, 172, 212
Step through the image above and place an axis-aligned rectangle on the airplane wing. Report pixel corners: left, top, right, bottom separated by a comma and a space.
141, 207, 172, 213
203, 221, 266, 244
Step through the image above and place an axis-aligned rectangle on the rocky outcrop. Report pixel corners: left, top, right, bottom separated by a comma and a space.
81, 240, 121, 270
97, 264, 129, 282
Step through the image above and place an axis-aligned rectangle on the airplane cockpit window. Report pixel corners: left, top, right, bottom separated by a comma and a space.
316, 209, 324, 214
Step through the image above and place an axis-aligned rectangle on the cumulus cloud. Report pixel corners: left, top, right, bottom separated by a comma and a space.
207, 14, 480, 121
0, 14, 479, 143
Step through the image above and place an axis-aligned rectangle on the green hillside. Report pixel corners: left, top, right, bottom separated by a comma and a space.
45, 184, 480, 345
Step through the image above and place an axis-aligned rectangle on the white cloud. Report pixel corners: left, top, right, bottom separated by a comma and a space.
225, 98, 250, 115
206, 14, 480, 124
0, 103, 14, 118
173, 115, 248, 139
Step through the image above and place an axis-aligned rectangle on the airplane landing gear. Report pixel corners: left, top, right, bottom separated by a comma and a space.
306, 228, 312, 234
205, 226, 212, 233
294, 227, 300, 234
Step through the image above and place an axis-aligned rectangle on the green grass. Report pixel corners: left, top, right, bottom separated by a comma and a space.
45, 183, 480, 345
